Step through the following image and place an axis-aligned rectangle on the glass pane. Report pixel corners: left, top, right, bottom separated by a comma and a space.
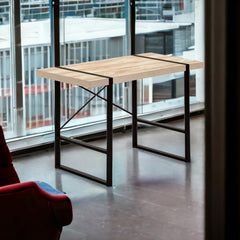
59, 0, 127, 129
135, 0, 199, 115
21, 0, 53, 135
0, 1, 12, 138
1, 1, 204, 143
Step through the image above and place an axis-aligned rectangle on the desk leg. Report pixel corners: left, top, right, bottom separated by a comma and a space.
184, 65, 191, 162
132, 80, 138, 147
106, 79, 113, 186
55, 81, 61, 168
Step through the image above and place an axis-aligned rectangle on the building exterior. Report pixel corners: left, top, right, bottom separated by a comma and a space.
0, 0, 192, 24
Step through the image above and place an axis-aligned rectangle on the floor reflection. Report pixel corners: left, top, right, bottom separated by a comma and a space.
14, 114, 204, 240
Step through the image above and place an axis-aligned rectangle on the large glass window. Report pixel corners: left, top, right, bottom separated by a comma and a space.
0, 0, 204, 143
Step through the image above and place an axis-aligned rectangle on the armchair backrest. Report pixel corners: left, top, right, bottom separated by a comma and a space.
0, 126, 20, 186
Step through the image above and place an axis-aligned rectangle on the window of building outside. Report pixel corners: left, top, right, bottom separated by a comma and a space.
0, 0, 204, 147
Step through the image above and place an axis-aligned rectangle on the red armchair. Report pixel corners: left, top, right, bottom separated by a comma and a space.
0, 126, 73, 240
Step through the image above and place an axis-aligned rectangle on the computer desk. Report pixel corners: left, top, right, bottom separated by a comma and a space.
36, 53, 204, 186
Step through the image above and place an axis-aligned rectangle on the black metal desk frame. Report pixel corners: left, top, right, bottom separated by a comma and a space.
133, 55, 190, 163
54, 55, 191, 187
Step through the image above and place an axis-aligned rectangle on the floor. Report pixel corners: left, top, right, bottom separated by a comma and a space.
13, 114, 204, 240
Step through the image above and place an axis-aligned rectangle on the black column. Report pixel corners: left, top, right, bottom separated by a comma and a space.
205, 0, 240, 239
50, 0, 61, 168
225, 1, 240, 239
130, 0, 138, 148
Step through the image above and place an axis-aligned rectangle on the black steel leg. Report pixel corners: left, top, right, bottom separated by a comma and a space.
106, 78, 113, 186
55, 81, 61, 168
58, 79, 113, 186
51, 0, 61, 168
133, 55, 192, 162
132, 80, 138, 147
184, 65, 191, 162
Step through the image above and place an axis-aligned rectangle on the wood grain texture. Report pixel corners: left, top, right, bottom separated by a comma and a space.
36, 53, 204, 88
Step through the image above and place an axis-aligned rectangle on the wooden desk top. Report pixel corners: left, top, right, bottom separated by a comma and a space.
36, 53, 204, 88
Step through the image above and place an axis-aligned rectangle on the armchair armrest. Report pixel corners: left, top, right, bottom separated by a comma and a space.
0, 181, 73, 226
35, 181, 73, 226
0, 181, 73, 240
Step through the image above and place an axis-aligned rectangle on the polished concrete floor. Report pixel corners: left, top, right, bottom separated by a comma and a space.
13, 114, 204, 240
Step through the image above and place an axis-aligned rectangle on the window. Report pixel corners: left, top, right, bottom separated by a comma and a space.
0, 2, 11, 133
0, 0, 204, 144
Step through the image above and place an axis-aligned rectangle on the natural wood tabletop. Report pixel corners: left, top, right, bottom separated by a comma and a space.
36, 53, 204, 88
